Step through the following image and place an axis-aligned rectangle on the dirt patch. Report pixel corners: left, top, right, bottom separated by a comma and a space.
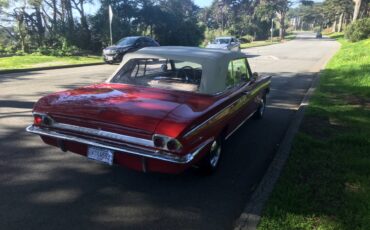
32, 61, 70, 68
300, 115, 347, 140
345, 95, 370, 109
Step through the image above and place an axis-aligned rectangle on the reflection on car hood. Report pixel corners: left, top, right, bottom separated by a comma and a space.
34, 84, 216, 136
104, 45, 131, 50
206, 44, 229, 49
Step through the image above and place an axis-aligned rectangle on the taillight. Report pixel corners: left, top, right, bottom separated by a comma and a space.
167, 139, 182, 151
33, 114, 53, 126
34, 115, 43, 125
152, 135, 182, 152
153, 135, 165, 148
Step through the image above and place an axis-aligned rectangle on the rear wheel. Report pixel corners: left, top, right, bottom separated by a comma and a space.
199, 138, 223, 175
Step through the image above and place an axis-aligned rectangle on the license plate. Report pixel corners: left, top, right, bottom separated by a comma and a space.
87, 146, 114, 165
106, 56, 114, 61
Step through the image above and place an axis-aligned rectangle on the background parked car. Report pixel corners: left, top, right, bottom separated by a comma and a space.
103, 36, 159, 64
206, 36, 241, 51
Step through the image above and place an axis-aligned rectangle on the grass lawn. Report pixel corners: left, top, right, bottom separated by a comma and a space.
241, 34, 296, 49
241, 40, 280, 49
325, 32, 345, 39
0, 55, 102, 70
258, 37, 370, 229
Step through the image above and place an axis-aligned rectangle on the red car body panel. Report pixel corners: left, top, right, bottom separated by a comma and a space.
34, 84, 217, 138
28, 66, 271, 174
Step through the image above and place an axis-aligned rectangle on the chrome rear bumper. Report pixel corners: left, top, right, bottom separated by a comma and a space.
26, 125, 212, 164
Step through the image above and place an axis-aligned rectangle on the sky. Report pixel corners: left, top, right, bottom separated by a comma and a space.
194, 0, 213, 8
193, 0, 324, 8
85, 0, 325, 16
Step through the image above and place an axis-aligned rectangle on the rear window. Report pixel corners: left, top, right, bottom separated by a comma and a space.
111, 59, 202, 92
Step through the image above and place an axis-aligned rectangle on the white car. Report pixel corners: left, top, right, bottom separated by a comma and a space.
206, 36, 241, 51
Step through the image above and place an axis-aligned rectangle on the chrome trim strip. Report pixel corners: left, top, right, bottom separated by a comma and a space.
183, 97, 240, 138
184, 81, 270, 138
33, 112, 154, 148
53, 123, 154, 147
225, 112, 255, 140
26, 125, 213, 164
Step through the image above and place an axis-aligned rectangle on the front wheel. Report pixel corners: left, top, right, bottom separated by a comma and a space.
253, 95, 266, 119
199, 139, 223, 175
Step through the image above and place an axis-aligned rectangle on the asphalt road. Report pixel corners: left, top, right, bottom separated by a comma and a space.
0, 32, 339, 230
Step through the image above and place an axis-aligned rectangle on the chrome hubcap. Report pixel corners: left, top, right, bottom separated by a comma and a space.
259, 99, 265, 116
210, 141, 221, 168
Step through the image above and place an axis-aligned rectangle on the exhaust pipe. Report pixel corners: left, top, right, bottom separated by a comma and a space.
57, 139, 68, 152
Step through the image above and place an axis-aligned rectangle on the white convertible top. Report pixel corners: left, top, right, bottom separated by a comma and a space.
108, 46, 248, 94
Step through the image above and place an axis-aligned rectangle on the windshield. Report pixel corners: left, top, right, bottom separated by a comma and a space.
111, 58, 202, 92
116, 37, 137, 46
212, 38, 231, 44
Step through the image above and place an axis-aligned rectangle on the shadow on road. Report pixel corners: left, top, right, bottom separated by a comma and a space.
0, 103, 296, 230
0, 70, 321, 230
0, 100, 35, 109
0, 71, 40, 83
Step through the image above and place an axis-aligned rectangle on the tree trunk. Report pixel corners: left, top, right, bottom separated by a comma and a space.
332, 16, 337, 32
279, 12, 286, 39
14, 9, 27, 52
52, 0, 57, 32
352, 0, 362, 21
34, 6, 45, 46
338, 13, 344, 32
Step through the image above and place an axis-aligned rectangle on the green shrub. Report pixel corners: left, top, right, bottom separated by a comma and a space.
240, 35, 254, 43
15, 50, 26, 56
203, 28, 231, 46
36, 46, 52, 55
0, 45, 6, 55
33, 45, 82, 56
0, 45, 17, 55
345, 18, 370, 42
313, 26, 322, 33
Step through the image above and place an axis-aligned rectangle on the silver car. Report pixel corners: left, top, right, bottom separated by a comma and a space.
206, 36, 241, 51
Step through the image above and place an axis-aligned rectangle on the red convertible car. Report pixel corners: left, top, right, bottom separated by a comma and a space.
27, 47, 271, 174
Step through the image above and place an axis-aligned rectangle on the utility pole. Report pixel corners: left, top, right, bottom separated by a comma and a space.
271, 18, 274, 43
218, 0, 225, 33
109, 5, 113, 46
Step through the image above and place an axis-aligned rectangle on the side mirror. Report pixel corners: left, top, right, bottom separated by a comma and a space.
251, 72, 259, 82
160, 64, 168, 72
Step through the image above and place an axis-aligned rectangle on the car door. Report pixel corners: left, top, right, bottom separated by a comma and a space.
230, 38, 236, 50
244, 58, 260, 112
135, 38, 146, 49
225, 58, 256, 135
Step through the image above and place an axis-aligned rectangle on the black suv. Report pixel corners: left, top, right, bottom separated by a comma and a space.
103, 36, 159, 64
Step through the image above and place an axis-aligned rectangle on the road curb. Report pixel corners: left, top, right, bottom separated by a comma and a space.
233, 73, 320, 230
0, 62, 105, 75
233, 39, 340, 230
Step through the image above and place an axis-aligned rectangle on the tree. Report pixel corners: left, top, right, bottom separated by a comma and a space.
260, 0, 291, 39
353, 0, 362, 21
322, 0, 353, 32
71, 0, 91, 49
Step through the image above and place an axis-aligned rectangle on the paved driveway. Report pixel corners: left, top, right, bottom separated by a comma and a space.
0, 32, 339, 230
